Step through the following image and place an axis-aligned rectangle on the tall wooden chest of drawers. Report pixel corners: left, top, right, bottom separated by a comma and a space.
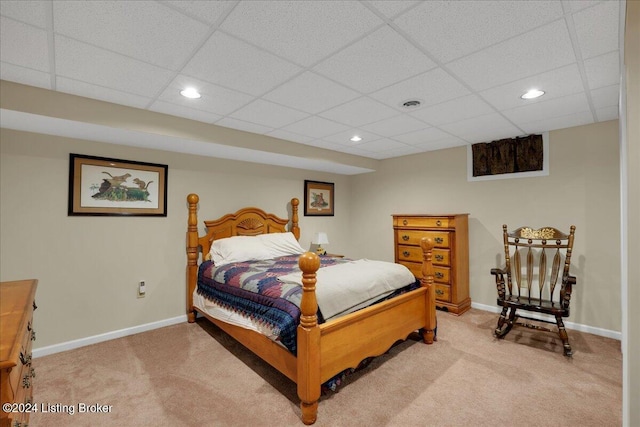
1, 280, 38, 427
393, 215, 470, 315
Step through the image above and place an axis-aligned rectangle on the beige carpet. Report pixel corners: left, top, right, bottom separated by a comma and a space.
30, 308, 621, 426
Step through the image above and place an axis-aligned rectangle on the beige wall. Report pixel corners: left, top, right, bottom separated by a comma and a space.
0, 128, 352, 348
1, 119, 621, 351
348, 120, 621, 333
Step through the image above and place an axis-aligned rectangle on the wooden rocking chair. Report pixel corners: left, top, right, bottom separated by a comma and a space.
491, 224, 577, 356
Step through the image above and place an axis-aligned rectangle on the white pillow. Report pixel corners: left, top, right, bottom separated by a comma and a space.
258, 232, 305, 257
210, 232, 304, 266
209, 235, 269, 266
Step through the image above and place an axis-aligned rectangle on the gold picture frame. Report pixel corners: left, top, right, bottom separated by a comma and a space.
304, 180, 334, 216
68, 153, 168, 216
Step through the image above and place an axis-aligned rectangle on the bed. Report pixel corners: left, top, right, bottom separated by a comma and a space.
186, 193, 436, 425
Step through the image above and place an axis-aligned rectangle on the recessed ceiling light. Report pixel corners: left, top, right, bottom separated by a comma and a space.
350, 135, 362, 142
521, 89, 545, 99
180, 87, 201, 99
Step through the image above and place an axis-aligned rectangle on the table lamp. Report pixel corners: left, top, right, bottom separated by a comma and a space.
312, 232, 329, 255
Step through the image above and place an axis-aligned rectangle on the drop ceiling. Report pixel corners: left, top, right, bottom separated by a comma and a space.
0, 0, 623, 172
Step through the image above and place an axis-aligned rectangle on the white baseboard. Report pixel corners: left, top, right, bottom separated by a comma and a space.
472, 302, 622, 341
32, 315, 188, 358
32, 304, 621, 359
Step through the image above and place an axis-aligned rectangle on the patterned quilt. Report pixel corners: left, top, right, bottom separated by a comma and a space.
197, 255, 347, 354
197, 255, 419, 355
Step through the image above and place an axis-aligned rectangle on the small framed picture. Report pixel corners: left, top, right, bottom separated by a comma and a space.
304, 180, 334, 216
68, 153, 168, 216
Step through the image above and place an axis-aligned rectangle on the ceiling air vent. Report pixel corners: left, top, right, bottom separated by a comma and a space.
401, 99, 422, 109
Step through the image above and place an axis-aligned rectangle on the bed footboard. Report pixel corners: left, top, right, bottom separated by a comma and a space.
295, 237, 435, 425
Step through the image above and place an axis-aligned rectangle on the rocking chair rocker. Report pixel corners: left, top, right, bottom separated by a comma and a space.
491, 224, 577, 356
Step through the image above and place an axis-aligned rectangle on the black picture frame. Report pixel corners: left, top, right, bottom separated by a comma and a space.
304, 180, 334, 216
68, 153, 168, 216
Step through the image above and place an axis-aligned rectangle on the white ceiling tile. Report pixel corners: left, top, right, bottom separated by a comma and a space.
321, 129, 383, 145
479, 64, 585, 111
360, 114, 429, 137
266, 129, 316, 145
301, 139, 347, 151
229, 99, 309, 129
157, 74, 254, 116
590, 84, 620, 110
502, 92, 591, 125
409, 94, 494, 126
518, 110, 594, 134
596, 105, 619, 122
566, 1, 603, 13
56, 77, 152, 109
182, 31, 301, 96
0, 62, 51, 89
319, 97, 399, 127
164, 0, 234, 25
352, 138, 409, 153
447, 20, 576, 91
411, 138, 467, 151
367, 1, 421, 19
53, 0, 210, 70
280, 116, 351, 139
333, 146, 377, 158
439, 113, 523, 143
219, 1, 383, 67
54, 36, 175, 97
370, 67, 470, 110
263, 72, 360, 115
0, 17, 49, 72
0, 0, 49, 28
572, 1, 620, 59
395, 0, 564, 63
392, 127, 454, 145
215, 117, 274, 135
365, 144, 426, 159
313, 26, 436, 94
584, 51, 620, 90
149, 100, 221, 124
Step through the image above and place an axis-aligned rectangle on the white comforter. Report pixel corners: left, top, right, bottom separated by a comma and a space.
278, 259, 416, 320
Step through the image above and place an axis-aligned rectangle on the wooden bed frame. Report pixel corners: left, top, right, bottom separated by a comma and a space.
186, 193, 436, 425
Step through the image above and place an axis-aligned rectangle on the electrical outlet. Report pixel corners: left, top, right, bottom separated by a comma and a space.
138, 281, 146, 298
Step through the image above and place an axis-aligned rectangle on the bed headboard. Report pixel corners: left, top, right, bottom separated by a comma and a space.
186, 193, 300, 321
186, 193, 300, 260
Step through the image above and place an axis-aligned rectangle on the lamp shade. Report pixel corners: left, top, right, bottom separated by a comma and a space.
312, 232, 329, 245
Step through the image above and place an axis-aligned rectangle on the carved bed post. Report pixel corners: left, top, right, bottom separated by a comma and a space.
420, 237, 436, 344
186, 193, 200, 323
290, 198, 300, 240
297, 251, 321, 425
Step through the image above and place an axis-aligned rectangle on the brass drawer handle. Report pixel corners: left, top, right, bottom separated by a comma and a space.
33, 300, 38, 311
402, 251, 410, 257
22, 374, 31, 388
435, 289, 444, 296
435, 272, 444, 279
31, 330, 36, 341
402, 235, 409, 241
435, 237, 443, 244
435, 254, 444, 262
31, 367, 36, 378
402, 219, 408, 225
436, 220, 442, 226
